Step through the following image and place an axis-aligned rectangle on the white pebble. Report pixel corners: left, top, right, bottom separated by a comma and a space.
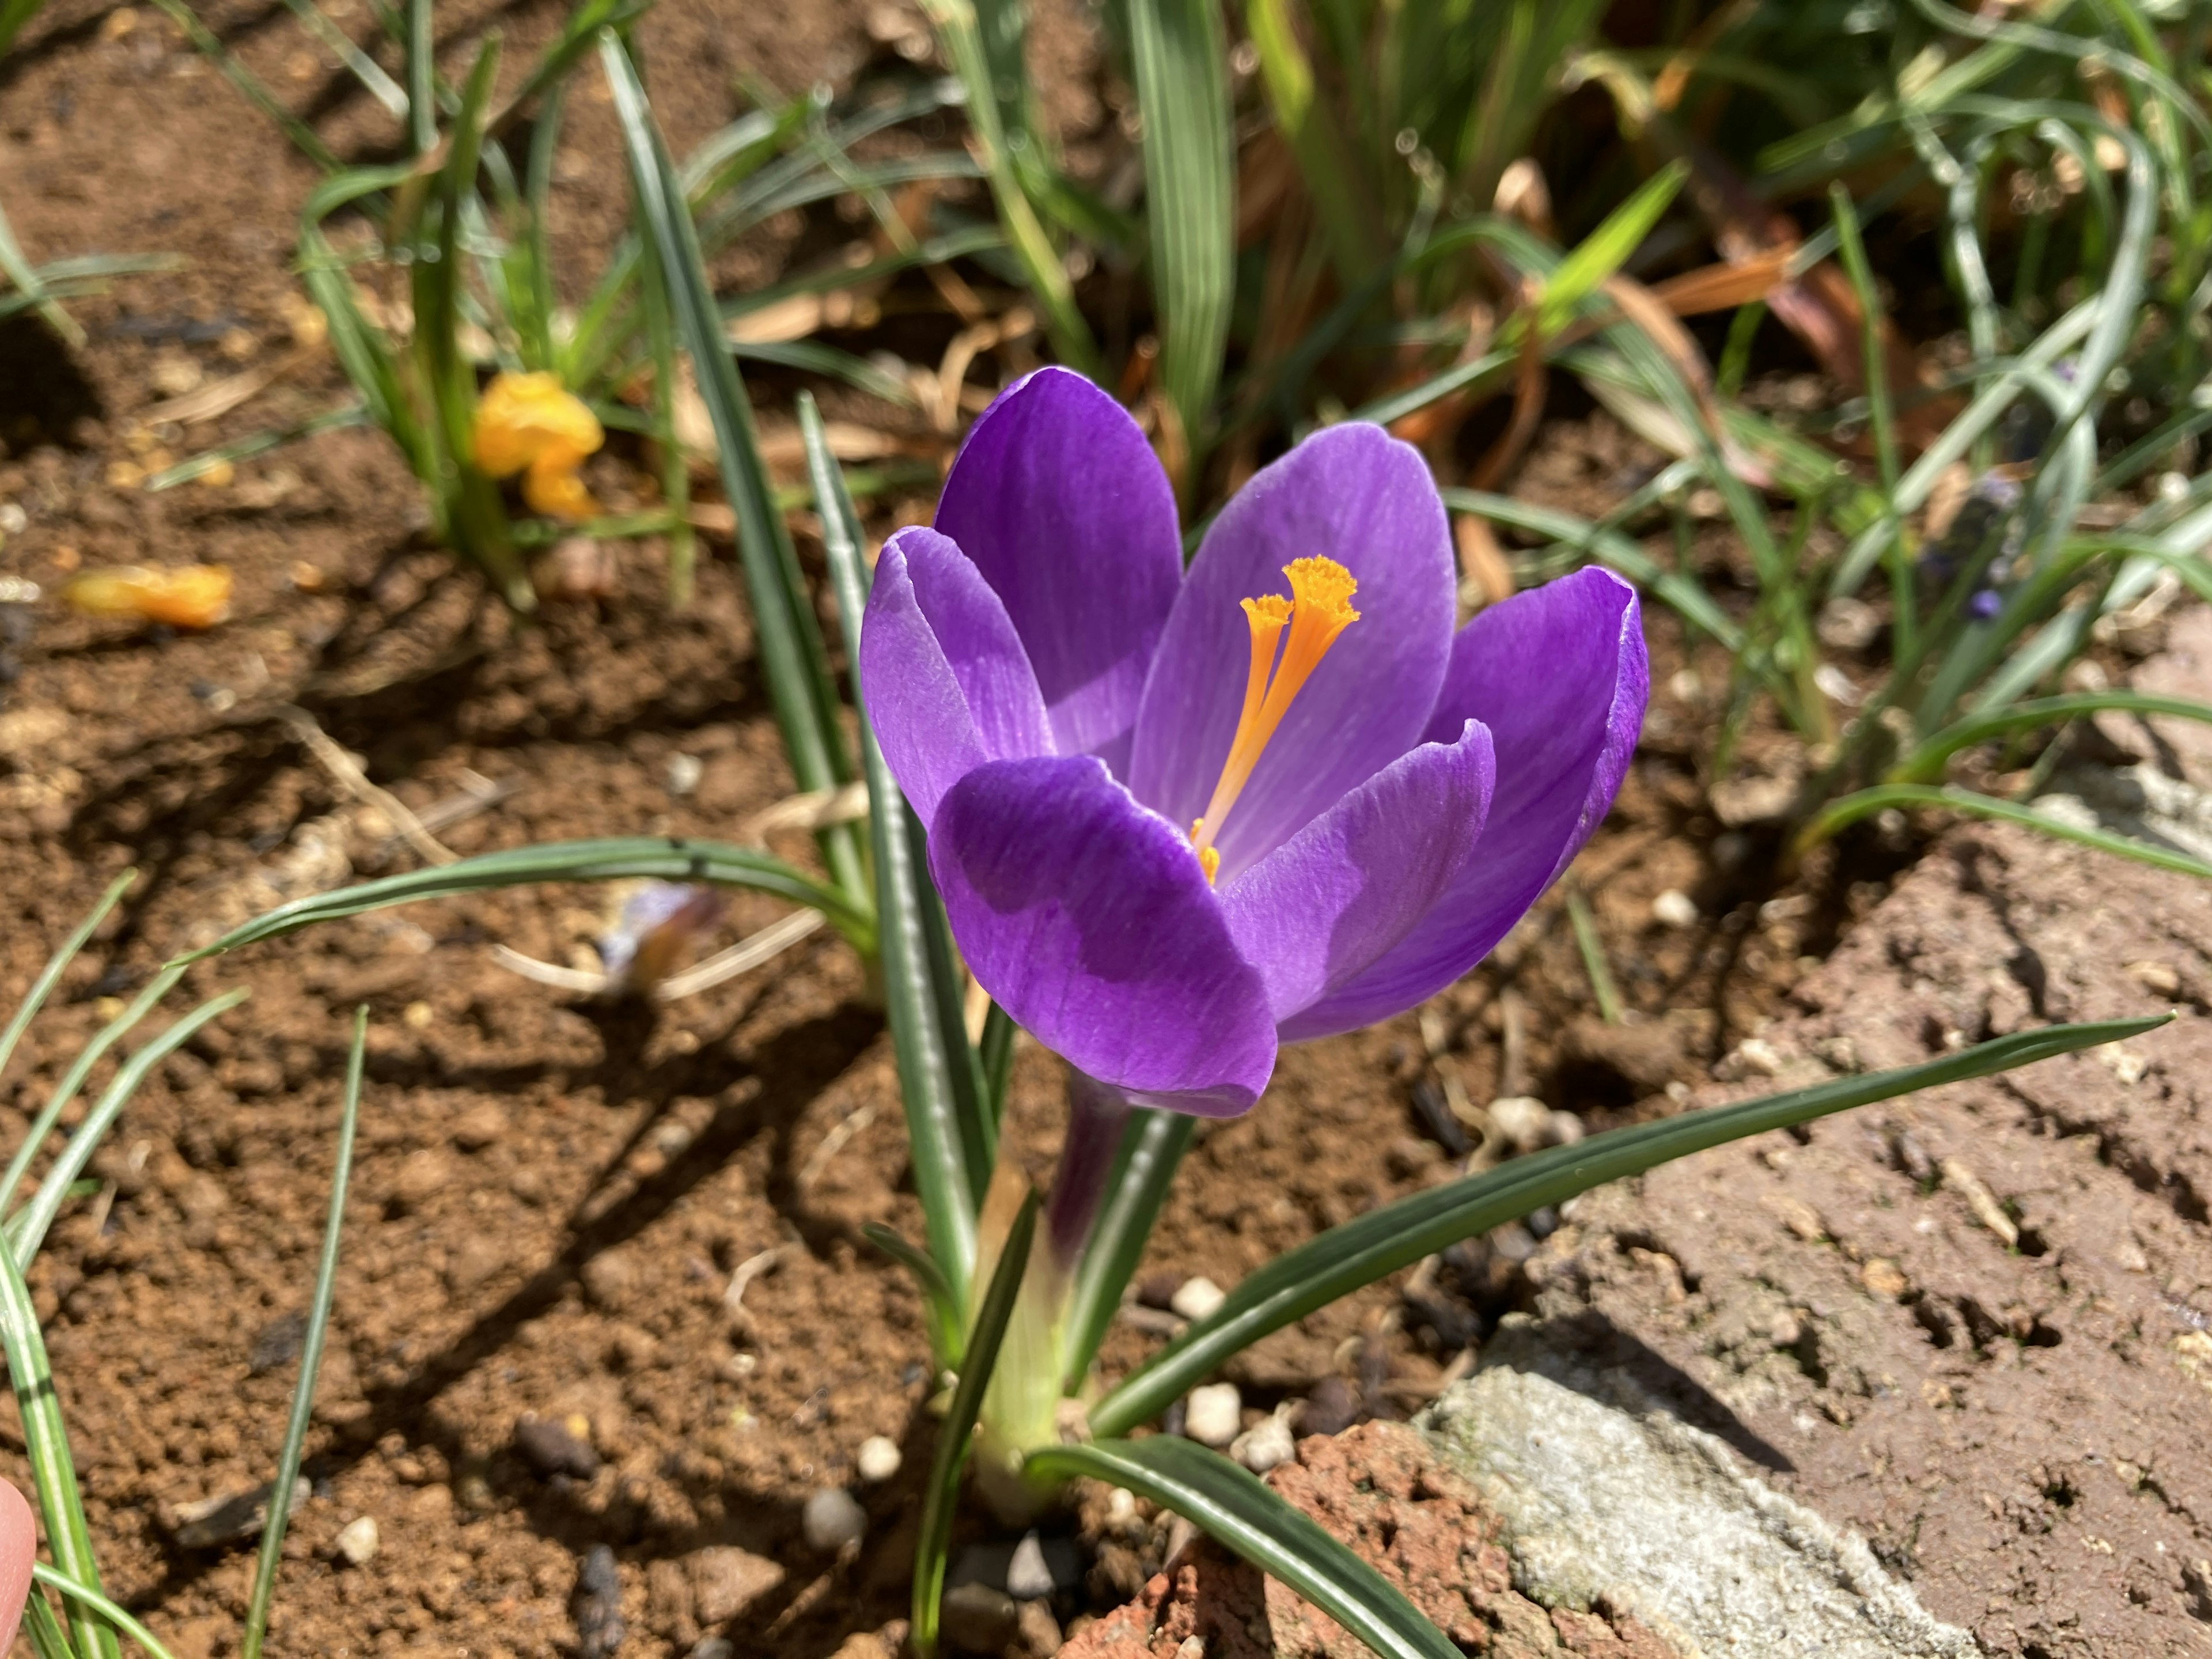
801, 1486, 866, 1552
1168, 1276, 1226, 1321
1183, 1382, 1242, 1448
1230, 1407, 1297, 1474
665, 753, 703, 796
334, 1514, 379, 1566
1006, 1529, 1054, 1600
1486, 1095, 1552, 1153
1651, 888, 1698, 928
855, 1434, 902, 1483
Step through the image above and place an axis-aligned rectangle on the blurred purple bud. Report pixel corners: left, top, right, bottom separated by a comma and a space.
600, 882, 723, 994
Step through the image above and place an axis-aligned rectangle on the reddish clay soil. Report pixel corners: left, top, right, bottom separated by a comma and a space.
1060, 1423, 1678, 1659
5, 0, 2199, 1654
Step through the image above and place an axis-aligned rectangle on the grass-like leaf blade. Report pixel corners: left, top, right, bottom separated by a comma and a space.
0, 872, 132, 1091
1026, 1437, 1458, 1659
0, 1187, 116, 1659
1090, 1015, 2166, 1436
241, 1007, 367, 1659
913, 1188, 1036, 1656
173, 836, 870, 963
1798, 785, 2212, 879
6, 990, 248, 1267
1126, 0, 1233, 457
803, 392, 981, 1304
862, 1223, 963, 1370
602, 33, 867, 908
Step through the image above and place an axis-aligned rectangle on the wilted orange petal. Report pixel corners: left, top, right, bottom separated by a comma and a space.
62, 566, 232, 630
472, 371, 604, 482
522, 455, 598, 522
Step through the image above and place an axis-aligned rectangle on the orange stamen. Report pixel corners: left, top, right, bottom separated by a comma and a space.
1188, 558, 1359, 881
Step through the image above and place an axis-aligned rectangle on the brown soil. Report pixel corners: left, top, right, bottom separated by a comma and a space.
1, 1, 2170, 1657
1502, 814, 2212, 1657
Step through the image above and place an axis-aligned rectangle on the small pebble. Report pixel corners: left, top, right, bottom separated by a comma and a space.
333, 1514, 379, 1566
1168, 1276, 1226, 1321
855, 1434, 902, 1483
1183, 1382, 1241, 1448
940, 1582, 1018, 1654
665, 753, 703, 796
514, 1413, 600, 1480
1006, 1530, 1053, 1601
573, 1544, 625, 1659
802, 1486, 866, 1552
1651, 888, 1698, 928
1231, 1407, 1298, 1474
1015, 1598, 1062, 1657
1485, 1095, 1552, 1153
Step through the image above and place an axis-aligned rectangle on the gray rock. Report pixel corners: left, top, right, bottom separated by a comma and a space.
513, 1413, 600, 1480
1423, 1325, 1977, 1658
950, 1533, 1084, 1599
1005, 1530, 1053, 1601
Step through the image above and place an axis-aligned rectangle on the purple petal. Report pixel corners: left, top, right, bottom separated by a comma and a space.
1219, 720, 1495, 1024
1126, 424, 1456, 880
858, 527, 1054, 828
929, 755, 1277, 1116
1278, 568, 1648, 1041
935, 368, 1183, 778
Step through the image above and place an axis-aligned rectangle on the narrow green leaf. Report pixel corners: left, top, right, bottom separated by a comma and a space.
145, 404, 373, 493
1060, 1105, 1194, 1391
1026, 1438, 1458, 1659
1246, 0, 1378, 288
139, 0, 342, 170
26, 1569, 173, 1659
6, 990, 248, 1267
1565, 888, 1622, 1024
1127, 0, 1234, 453
279, 0, 408, 117
0, 872, 133, 1092
18, 1582, 75, 1659
914, 0, 1098, 373
174, 837, 870, 963
1440, 488, 1741, 648
914, 1188, 1036, 1657
1902, 691, 2212, 784
802, 392, 979, 1304
1537, 160, 1686, 335
0, 963, 184, 1220
241, 1009, 367, 1659
1090, 1016, 2166, 1437
862, 1222, 963, 1370
1798, 784, 2212, 880
404, 0, 435, 154
0, 193, 81, 346
602, 35, 868, 908
0, 1197, 115, 1659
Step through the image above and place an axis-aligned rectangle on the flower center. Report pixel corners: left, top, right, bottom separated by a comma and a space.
1188, 556, 1361, 883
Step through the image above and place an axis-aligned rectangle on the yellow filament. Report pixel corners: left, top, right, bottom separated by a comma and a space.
1188, 558, 1359, 881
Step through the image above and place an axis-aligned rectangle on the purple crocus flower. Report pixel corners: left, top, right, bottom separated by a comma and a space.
860, 369, 1647, 1119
